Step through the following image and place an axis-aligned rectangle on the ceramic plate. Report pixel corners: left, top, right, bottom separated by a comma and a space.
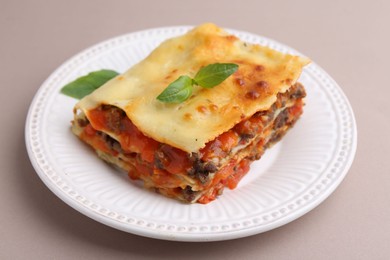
25, 26, 357, 241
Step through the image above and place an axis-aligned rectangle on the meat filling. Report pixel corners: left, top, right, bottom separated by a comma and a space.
73, 83, 306, 203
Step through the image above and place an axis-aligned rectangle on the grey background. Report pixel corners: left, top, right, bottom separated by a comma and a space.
1, 0, 389, 259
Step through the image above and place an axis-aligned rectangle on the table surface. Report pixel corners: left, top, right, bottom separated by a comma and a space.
2, 0, 389, 259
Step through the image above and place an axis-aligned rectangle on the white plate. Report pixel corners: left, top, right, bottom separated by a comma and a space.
25, 26, 357, 242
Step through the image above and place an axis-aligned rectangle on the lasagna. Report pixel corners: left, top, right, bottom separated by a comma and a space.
72, 23, 310, 203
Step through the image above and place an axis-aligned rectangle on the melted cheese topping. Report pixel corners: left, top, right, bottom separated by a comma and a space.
75, 23, 310, 153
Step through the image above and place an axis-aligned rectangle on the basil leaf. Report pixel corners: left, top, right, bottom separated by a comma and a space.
194, 63, 238, 88
156, 75, 194, 103
61, 69, 119, 99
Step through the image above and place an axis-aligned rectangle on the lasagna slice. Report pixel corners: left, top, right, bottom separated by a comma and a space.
72, 23, 310, 204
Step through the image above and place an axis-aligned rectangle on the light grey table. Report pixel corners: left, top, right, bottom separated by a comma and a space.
1, 0, 389, 259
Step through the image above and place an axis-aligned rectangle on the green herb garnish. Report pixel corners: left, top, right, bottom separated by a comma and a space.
193, 63, 239, 88
157, 63, 238, 103
154, 75, 194, 103
61, 69, 119, 99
